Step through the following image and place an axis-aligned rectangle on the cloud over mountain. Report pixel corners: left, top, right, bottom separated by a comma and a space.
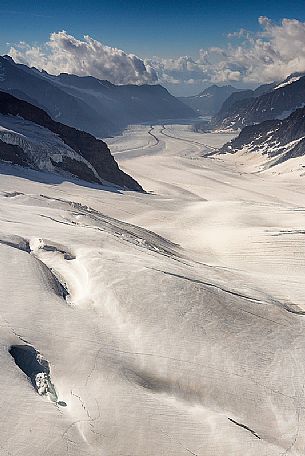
9, 17, 305, 87
151, 17, 305, 86
9, 31, 158, 85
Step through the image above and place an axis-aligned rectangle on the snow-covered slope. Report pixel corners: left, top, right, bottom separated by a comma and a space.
0, 114, 103, 178
0, 91, 143, 191
213, 73, 305, 130
219, 104, 305, 173
274, 75, 301, 90
1, 123, 305, 455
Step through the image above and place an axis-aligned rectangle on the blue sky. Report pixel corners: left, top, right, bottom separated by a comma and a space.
2, 1, 305, 95
1, 0, 305, 58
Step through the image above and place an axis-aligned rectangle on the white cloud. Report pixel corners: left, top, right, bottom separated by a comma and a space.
9, 31, 158, 85
8, 17, 305, 88
150, 17, 305, 86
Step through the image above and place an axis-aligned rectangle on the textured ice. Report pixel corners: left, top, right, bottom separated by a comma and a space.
0, 113, 101, 178
1, 124, 305, 455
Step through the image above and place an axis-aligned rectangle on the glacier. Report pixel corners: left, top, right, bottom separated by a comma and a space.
0, 123, 305, 455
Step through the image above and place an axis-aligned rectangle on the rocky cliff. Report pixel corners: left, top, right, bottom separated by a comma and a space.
0, 91, 143, 191
220, 104, 305, 167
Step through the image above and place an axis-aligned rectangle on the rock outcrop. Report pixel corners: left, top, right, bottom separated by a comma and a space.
220, 104, 305, 167
212, 75, 305, 130
0, 91, 143, 191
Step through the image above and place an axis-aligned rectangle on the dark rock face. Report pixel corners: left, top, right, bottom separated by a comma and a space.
214, 90, 255, 124
9, 345, 49, 387
9, 344, 60, 403
0, 91, 143, 191
50, 156, 99, 184
179, 85, 246, 116
0, 56, 196, 137
220, 105, 305, 166
0, 139, 29, 166
213, 75, 305, 130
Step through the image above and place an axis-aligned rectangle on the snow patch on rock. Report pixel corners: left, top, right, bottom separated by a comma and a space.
274, 76, 301, 90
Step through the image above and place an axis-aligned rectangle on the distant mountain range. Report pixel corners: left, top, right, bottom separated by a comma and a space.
213, 74, 305, 130
0, 56, 196, 137
215, 71, 305, 171
3, 52, 305, 178
0, 91, 143, 191
179, 85, 245, 116
220, 103, 305, 169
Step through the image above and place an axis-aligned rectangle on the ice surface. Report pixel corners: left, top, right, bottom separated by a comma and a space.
0, 113, 101, 179
1, 123, 305, 455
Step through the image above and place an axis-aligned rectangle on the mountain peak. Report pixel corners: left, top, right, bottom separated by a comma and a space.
2, 55, 14, 63
0, 58, 196, 137
179, 84, 244, 116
